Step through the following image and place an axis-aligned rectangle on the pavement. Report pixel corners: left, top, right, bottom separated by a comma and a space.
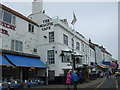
32, 75, 111, 88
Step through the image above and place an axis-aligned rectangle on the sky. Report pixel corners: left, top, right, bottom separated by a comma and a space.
1, 0, 118, 60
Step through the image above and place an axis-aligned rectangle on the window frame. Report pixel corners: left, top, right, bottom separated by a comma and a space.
11, 40, 23, 52
63, 34, 68, 46
3, 10, 12, 24
76, 42, 80, 50
47, 50, 55, 64
71, 38, 74, 48
28, 23, 34, 33
49, 31, 54, 43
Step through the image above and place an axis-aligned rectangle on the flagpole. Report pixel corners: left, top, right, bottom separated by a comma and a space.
71, 10, 77, 71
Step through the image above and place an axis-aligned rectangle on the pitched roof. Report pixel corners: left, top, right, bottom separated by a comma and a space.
0, 3, 39, 27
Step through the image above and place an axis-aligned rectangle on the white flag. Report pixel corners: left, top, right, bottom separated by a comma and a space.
71, 12, 77, 25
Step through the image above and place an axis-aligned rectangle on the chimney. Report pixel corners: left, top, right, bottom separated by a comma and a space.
32, 0, 43, 14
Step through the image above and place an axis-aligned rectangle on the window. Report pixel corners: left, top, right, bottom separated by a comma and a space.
28, 23, 34, 33
0, 8, 3, 19
62, 52, 70, 62
90, 49, 91, 56
49, 32, 54, 42
12, 16, 16, 25
71, 39, 74, 48
82, 43, 84, 52
11, 40, 23, 51
76, 57, 82, 64
2, 10, 16, 25
3, 11, 12, 24
63, 34, 68, 46
76, 42, 80, 50
47, 50, 55, 64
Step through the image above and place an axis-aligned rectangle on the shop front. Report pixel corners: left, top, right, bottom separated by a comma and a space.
0, 50, 48, 88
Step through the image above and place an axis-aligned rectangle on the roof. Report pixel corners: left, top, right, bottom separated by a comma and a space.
0, 3, 39, 27
101, 49, 111, 56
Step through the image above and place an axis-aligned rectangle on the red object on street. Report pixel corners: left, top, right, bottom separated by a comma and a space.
109, 62, 117, 67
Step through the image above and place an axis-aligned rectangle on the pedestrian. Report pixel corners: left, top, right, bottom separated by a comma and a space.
72, 71, 79, 90
109, 71, 112, 78
78, 70, 83, 83
66, 72, 72, 90
100, 72, 104, 78
105, 71, 109, 79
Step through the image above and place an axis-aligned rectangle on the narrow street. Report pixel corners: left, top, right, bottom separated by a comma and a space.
86, 75, 120, 89
29, 75, 120, 90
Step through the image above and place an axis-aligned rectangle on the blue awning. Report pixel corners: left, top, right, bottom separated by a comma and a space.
0, 55, 11, 65
6, 54, 47, 68
102, 61, 111, 65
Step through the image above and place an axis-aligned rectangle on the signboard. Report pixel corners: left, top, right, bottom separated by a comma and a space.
0, 21, 16, 35
39, 19, 53, 31
0, 21, 16, 30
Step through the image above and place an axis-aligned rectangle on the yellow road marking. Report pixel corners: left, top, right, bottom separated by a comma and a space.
96, 78, 106, 89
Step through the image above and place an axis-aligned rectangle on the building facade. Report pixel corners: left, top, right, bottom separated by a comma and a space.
29, 0, 95, 82
0, 0, 114, 84
0, 3, 47, 82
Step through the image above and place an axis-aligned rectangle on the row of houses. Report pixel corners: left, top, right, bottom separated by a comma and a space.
0, 0, 118, 84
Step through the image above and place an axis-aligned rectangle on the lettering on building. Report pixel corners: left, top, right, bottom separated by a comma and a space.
0, 28, 9, 35
0, 21, 16, 30
39, 19, 53, 31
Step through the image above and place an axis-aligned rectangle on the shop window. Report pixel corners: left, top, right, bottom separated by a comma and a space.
63, 34, 68, 46
62, 52, 71, 63
47, 50, 55, 64
49, 32, 54, 43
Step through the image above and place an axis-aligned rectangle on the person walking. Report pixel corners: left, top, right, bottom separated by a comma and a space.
109, 71, 112, 78
105, 71, 109, 79
72, 71, 79, 90
66, 72, 72, 90
78, 70, 83, 83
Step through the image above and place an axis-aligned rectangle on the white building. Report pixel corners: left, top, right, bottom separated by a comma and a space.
29, 0, 95, 82
0, 3, 47, 81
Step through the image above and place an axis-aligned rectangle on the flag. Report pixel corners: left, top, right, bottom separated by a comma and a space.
71, 12, 77, 25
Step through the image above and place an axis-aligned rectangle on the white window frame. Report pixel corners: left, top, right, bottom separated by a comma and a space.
63, 34, 68, 46
71, 39, 74, 48
76, 42, 80, 50
49, 31, 54, 43
47, 50, 55, 64
11, 40, 23, 52
28, 23, 34, 33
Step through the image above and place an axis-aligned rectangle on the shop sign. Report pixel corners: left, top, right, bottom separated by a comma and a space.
31, 67, 35, 69
0, 21, 16, 30
0, 28, 9, 35
39, 19, 53, 31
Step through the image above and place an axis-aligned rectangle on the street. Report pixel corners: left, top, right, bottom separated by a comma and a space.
86, 75, 120, 89
29, 75, 120, 90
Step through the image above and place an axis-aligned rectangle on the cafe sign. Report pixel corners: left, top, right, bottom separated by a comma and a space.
39, 19, 53, 31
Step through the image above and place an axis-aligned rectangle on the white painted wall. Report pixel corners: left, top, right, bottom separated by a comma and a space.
1, 9, 39, 55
